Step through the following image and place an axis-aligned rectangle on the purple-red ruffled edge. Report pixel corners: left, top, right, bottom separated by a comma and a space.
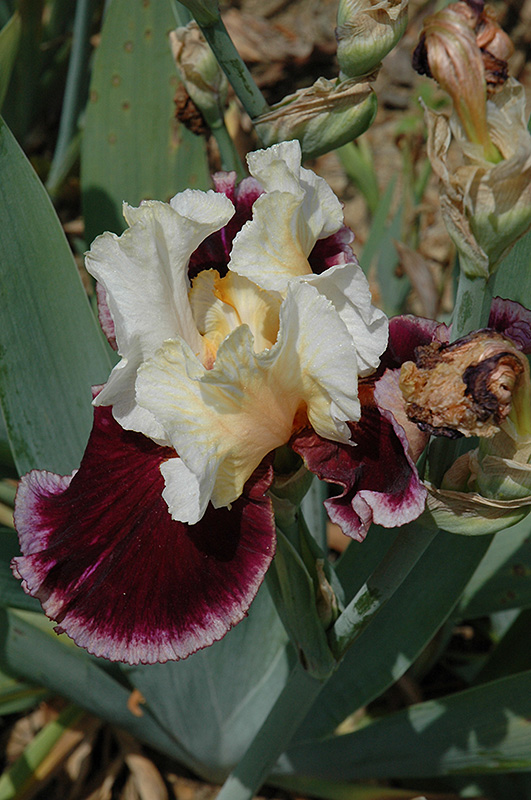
12, 405, 276, 664
291, 382, 427, 542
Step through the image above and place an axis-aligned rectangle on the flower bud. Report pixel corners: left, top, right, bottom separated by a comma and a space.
170, 21, 228, 129
425, 79, 531, 278
336, 0, 408, 79
253, 77, 377, 161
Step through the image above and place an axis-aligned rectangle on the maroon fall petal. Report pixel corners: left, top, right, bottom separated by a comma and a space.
385, 315, 449, 370
489, 297, 531, 353
12, 406, 276, 665
291, 385, 427, 542
308, 226, 356, 274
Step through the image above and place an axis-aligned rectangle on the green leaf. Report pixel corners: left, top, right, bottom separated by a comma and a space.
0, 118, 113, 476
0, 12, 21, 111
278, 670, 531, 780
0, 666, 48, 715
0, 608, 200, 770
266, 527, 337, 680
0, 527, 41, 612
492, 228, 531, 305
474, 609, 531, 685
123, 584, 292, 781
1, 0, 42, 141
81, 0, 210, 243
272, 775, 446, 800
456, 517, 531, 620
337, 139, 379, 215
294, 531, 491, 742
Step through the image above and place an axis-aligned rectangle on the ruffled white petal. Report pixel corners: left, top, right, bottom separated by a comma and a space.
86, 190, 234, 436
136, 328, 297, 521
304, 262, 389, 376
229, 141, 344, 293
136, 280, 361, 522
160, 458, 212, 525
269, 281, 361, 440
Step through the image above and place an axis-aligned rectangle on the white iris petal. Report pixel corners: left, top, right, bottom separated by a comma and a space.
89, 141, 388, 525
86, 190, 234, 440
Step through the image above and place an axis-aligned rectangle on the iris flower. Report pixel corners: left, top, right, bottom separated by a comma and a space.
13, 142, 424, 664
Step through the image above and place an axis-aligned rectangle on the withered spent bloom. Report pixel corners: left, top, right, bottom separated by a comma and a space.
399, 330, 526, 439
412, 0, 513, 162
412, 0, 513, 96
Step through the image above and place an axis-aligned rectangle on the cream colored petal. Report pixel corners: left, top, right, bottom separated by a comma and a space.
160, 458, 214, 525
189, 269, 240, 360
304, 262, 388, 376
246, 141, 343, 238
87, 190, 234, 436
229, 192, 311, 291
136, 281, 361, 522
190, 270, 281, 355
266, 280, 361, 440
136, 328, 299, 519
229, 140, 344, 293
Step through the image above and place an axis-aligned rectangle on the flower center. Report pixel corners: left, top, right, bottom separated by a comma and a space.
189, 269, 282, 368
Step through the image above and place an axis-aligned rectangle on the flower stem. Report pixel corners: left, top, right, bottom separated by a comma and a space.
210, 119, 246, 178
194, 15, 269, 122
328, 521, 438, 658
215, 660, 324, 800
450, 266, 493, 342
46, 0, 95, 195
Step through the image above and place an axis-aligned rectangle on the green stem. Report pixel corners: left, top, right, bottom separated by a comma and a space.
210, 120, 246, 178
328, 521, 438, 658
450, 267, 493, 342
215, 661, 324, 800
196, 16, 269, 122
46, 0, 95, 194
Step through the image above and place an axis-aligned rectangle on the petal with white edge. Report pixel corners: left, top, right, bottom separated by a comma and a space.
12, 405, 276, 664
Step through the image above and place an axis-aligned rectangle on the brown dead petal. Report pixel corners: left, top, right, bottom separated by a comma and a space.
64, 718, 101, 786
115, 730, 168, 800
399, 331, 526, 438
394, 240, 439, 319
12, 712, 100, 800
6, 703, 59, 764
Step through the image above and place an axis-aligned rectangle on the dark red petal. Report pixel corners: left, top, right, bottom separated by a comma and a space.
385, 315, 449, 369
308, 226, 356, 274
291, 385, 426, 542
489, 297, 531, 353
12, 406, 275, 664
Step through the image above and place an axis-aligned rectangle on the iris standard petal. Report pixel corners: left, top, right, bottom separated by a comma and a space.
12, 406, 275, 664
305, 263, 388, 376
229, 141, 344, 293
86, 190, 234, 440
